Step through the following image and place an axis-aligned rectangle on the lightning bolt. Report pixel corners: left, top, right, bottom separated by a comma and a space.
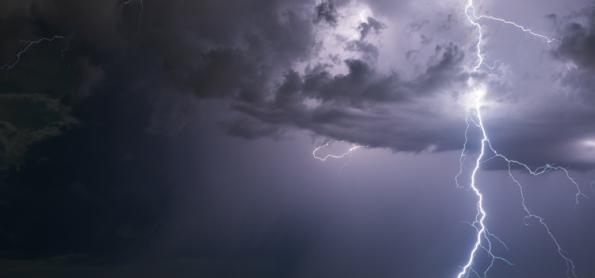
312, 141, 362, 162
456, 1, 587, 277
1, 35, 65, 71
455, 109, 472, 189
476, 15, 555, 44
307, 1, 584, 276
2, 1, 141, 71
456, 83, 501, 278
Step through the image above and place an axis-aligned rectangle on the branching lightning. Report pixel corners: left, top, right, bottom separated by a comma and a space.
2, 1, 141, 71
307, 1, 585, 276
456, 1, 587, 277
313, 142, 362, 162
455, 110, 472, 189
456, 84, 499, 278
1, 35, 65, 71
476, 15, 555, 44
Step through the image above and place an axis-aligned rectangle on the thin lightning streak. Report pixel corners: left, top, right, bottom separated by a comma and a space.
487, 145, 588, 205
505, 162, 579, 278
455, 110, 471, 189
312, 142, 362, 162
456, 0, 586, 277
480, 237, 514, 277
465, 0, 484, 72
486, 230, 509, 250
463, 220, 514, 275
470, 268, 482, 278
1, 35, 65, 71
487, 143, 588, 277
476, 15, 555, 44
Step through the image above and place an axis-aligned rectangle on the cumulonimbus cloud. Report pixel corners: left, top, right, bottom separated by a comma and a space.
2, 0, 595, 169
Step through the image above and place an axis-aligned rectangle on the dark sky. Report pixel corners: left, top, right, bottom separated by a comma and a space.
0, 0, 594, 277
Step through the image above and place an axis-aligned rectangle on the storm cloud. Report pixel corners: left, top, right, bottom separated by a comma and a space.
1, 0, 595, 171
2, 1, 595, 277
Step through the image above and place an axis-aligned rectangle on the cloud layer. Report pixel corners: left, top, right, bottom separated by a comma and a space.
1, 0, 595, 169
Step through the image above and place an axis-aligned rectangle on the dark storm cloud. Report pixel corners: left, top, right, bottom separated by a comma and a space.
483, 5, 595, 170
0, 0, 488, 169
125, 0, 468, 155
223, 117, 283, 140
2, 0, 595, 277
555, 10, 595, 69
233, 43, 467, 152
303, 43, 465, 104
553, 7, 595, 104
0, 0, 319, 166
314, 0, 339, 26
2, 0, 595, 173
151, 0, 318, 104
483, 102, 595, 170
358, 17, 386, 40
0, 94, 76, 170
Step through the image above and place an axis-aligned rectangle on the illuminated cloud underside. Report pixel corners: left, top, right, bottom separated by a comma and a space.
314, 1, 590, 277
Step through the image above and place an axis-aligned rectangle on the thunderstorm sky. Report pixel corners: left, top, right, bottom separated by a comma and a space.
0, 0, 595, 277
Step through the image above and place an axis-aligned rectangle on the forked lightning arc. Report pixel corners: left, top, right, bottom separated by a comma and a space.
456, 0, 587, 277
314, 1, 589, 277
0, 1, 587, 277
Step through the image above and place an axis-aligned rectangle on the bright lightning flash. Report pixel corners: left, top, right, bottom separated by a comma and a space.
456, 1, 587, 278
308, 1, 584, 276
313, 142, 362, 162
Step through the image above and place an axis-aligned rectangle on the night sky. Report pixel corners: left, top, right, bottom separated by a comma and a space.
1, 0, 595, 277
